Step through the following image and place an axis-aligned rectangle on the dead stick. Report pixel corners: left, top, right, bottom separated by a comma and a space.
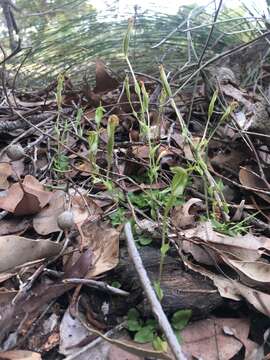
124, 222, 187, 360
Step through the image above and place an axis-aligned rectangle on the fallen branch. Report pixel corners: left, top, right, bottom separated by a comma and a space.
124, 222, 187, 360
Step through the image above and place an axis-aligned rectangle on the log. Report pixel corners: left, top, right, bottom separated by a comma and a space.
88, 247, 223, 324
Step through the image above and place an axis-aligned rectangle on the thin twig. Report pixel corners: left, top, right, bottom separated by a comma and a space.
124, 222, 187, 360
63, 278, 130, 297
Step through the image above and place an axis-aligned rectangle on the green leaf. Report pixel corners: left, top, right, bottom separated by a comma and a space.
153, 336, 168, 352
95, 104, 105, 130
141, 81, 149, 111
159, 65, 172, 97
145, 318, 158, 330
160, 243, 170, 255
154, 281, 163, 301
170, 167, 188, 198
123, 18, 133, 57
171, 309, 192, 331
109, 207, 126, 226
134, 325, 155, 343
208, 89, 218, 120
139, 236, 152, 246
127, 308, 142, 332
56, 72, 65, 109
111, 281, 121, 288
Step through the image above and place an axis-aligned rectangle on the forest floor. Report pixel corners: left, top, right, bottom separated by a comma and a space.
0, 28, 270, 360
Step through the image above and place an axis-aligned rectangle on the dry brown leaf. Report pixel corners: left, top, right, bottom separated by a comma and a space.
172, 198, 203, 228
239, 167, 270, 204
182, 239, 217, 266
81, 221, 119, 277
0, 163, 13, 190
224, 258, 270, 286
0, 235, 61, 272
0, 217, 30, 236
33, 190, 65, 235
72, 193, 102, 228
0, 175, 52, 215
0, 350, 41, 359
108, 346, 143, 360
180, 221, 269, 262
94, 59, 119, 93
132, 145, 150, 160
213, 276, 270, 316
59, 309, 91, 356
0, 250, 93, 343
69, 320, 172, 360
33, 191, 102, 235
182, 317, 257, 360
221, 83, 253, 111
182, 252, 270, 316
210, 147, 247, 172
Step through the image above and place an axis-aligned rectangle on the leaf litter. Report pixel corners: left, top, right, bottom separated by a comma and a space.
0, 15, 270, 360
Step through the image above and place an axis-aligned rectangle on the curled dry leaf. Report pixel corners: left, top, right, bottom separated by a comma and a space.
223, 258, 270, 287
0, 350, 42, 359
181, 317, 257, 360
33, 191, 102, 235
183, 247, 270, 316
0, 175, 52, 216
180, 221, 270, 262
0, 235, 61, 272
172, 198, 203, 228
72, 193, 102, 228
81, 221, 120, 277
213, 276, 270, 317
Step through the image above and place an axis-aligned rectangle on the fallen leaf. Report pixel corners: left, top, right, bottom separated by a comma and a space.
33, 191, 102, 235
172, 198, 203, 228
81, 221, 120, 277
0, 235, 61, 272
33, 190, 65, 235
0, 217, 30, 236
0, 175, 52, 215
213, 276, 270, 317
183, 256, 270, 316
108, 346, 143, 360
94, 59, 119, 93
59, 309, 91, 356
210, 146, 248, 172
182, 317, 257, 360
224, 258, 270, 286
132, 145, 150, 160
0, 250, 93, 342
239, 167, 270, 204
72, 193, 102, 228
0, 350, 41, 359
180, 221, 269, 262
0, 163, 13, 190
